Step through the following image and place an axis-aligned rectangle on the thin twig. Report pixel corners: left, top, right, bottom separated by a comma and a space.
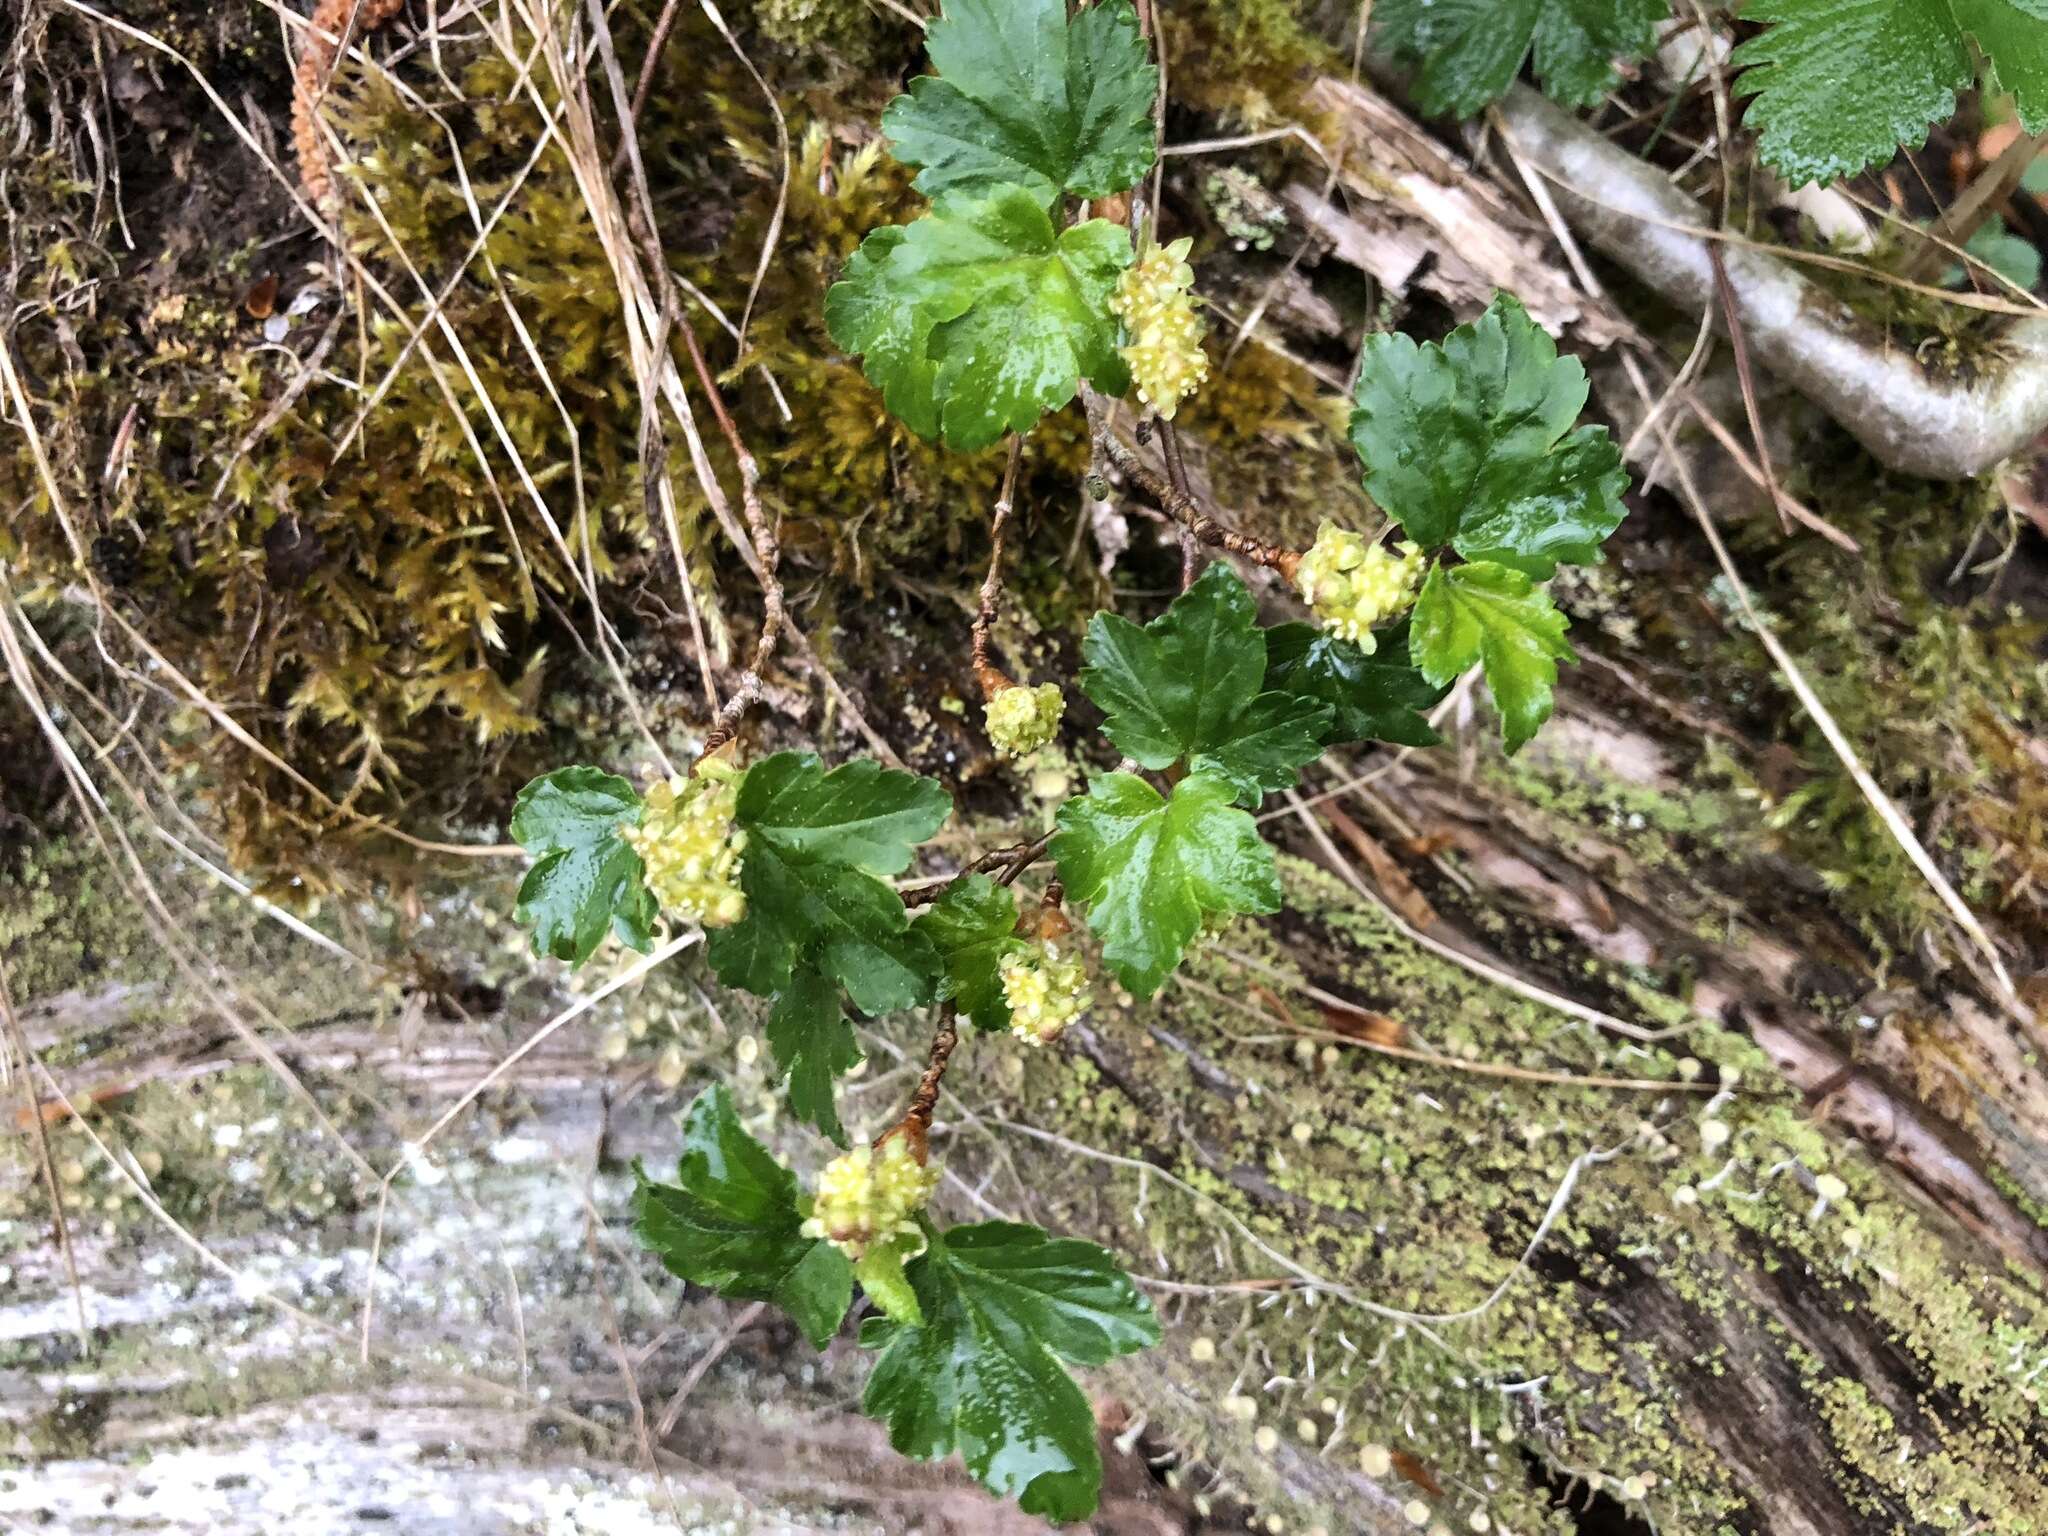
679, 289, 783, 760
0, 956, 89, 1354
894, 1006, 961, 1156
1489, 112, 2030, 1024
1157, 419, 1201, 588
970, 437, 1024, 699
1084, 389, 1298, 579
654, 1300, 766, 1438
897, 834, 1051, 906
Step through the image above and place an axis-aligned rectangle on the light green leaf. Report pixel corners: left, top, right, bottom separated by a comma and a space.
1052, 772, 1281, 997
1733, 0, 2048, 187
1411, 560, 1576, 754
860, 1220, 1159, 1521
855, 1231, 926, 1327
1349, 294, 1627, 579
911, 874, 1024, 1031
825, 187, 1132, 451
881, 0, 1158, 206
705, 753, 953, 1140
1947, 213, 2044, 290
1263, 621, 1450, 748
632, 1085, 853, 1350
1376, 0, 1668, 117
1080, 563, 1332, 804
509, 766, 657, 967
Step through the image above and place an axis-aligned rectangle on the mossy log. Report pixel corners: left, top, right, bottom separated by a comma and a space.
6, 650, 2045, 1536
5, 1, 2047, 1532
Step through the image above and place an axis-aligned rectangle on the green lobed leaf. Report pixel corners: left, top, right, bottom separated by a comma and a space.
881, 0, 1158, 207
1349, 294, 1628, 579
1410, 560, 1576, 755
860, 1220, 1159, 1521
1733, 0, 2048, 187
631, 1085, 853, 1350
1080, 564, 1333, 805
764, 965, 863, 1145
911, 874, 1024, 1031
825, 187, 1132, 451
510, 766, 658, 967
1376, 0, 1668, 117
1052, 772, 1281, 997
1263, 621, 1450, 748
705, 753, 953, 1141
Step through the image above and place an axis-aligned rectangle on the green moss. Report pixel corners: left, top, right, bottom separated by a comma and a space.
1700, 462, 2048, 953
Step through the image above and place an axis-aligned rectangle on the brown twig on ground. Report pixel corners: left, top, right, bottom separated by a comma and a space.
291, 0, 408, 208
1084, 390, 1299, 580
970, 437, 1025, 700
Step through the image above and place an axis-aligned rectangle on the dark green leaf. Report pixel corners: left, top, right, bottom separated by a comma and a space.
510, 767, 657, 967
1080, 564, 1332, 804
1349, 295, 1627, 579
632, 1085, 852, 1350
1733, 0, 2048, 187
825, 187, 1132, 451
1052, 772, 1281, 997
1411, 560, 1575, 755
861, 1221, 1159, 1521
1376, 0, 1667, 117
764, 965, 863, 1145
705, 754, 953, 1140
911, 874, 1024, 1031
1263, 621, 1449, 748
881, 0, 1158, 206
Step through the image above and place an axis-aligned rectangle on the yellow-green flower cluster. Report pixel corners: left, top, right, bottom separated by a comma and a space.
1110, 236, 1209, 420
999, 938, 1090, 1046
984, 681, 1065, 759
801, 1137, 939, 1260
1293, 521, 1425, 650
621, 757, 747, 928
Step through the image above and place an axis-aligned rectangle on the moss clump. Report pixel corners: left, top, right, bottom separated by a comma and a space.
1704, 463, 2048, 954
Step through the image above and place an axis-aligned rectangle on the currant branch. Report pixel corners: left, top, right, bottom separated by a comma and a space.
1082, 386, 1301, 582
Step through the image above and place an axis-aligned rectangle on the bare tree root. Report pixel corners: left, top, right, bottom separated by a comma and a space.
1496, 84, 2048, 480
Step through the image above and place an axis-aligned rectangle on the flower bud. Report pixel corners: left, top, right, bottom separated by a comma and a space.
622, 756, 747, 927
1293, 521, 1425, 650
1110, 237, 1210, 421
984, 681, 1065, 759
801, 1137, 939, 1260
1000, 937, 1091, 1046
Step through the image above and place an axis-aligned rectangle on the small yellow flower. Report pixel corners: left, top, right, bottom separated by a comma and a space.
801, 1137, 939, 1260
984, 682, 1065, 759
1110, 236, 1209, 420
622, 756, 747, 927
1293, 521, 1425, 650
1000, 938, 1090, 1046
